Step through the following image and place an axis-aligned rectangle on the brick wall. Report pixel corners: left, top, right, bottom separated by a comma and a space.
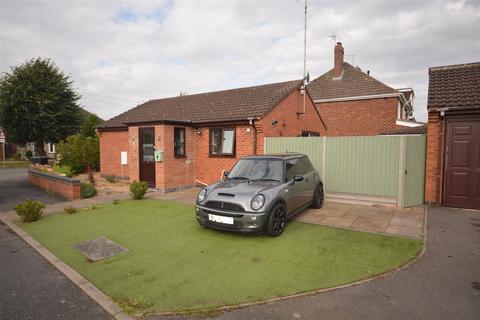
194, 124, 253, 185
128, 127, 140, 181
425, 111, 443, 205
315, 97, 398, 136
256, 89, 326, 154
98, 130, 130, 179
155, 125, 195, 191
28, 169, 80, 200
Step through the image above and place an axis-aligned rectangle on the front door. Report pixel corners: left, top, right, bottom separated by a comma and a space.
443, 117, 480, 209
139, 127, 155, 188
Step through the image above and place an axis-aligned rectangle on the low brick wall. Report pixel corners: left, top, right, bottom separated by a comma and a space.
28, 168, 81, 200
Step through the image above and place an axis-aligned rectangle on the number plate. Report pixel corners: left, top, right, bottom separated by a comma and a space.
208, 214, 234, 225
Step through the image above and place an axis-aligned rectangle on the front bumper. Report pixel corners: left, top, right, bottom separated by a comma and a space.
195, 205, 270, 233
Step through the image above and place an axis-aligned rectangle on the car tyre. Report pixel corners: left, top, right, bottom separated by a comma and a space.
311, 184, 324, 209
266, 203, 287, 237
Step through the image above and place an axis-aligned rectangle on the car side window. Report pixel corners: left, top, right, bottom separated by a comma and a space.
299, 157, 314, 174
286, 159, 303, 181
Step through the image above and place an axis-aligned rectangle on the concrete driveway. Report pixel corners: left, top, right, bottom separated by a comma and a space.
0, 168, 110, 320
148, 206, 480, 320
0, 168, 66, 211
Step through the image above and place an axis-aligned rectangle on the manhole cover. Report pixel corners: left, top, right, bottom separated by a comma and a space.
74, 237, 128, 262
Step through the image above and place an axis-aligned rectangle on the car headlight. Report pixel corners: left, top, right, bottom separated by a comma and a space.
197, 189, 207, 203
251, 194, 265, 211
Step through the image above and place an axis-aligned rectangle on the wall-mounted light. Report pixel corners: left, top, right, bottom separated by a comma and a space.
272, 120, 279, 126
196, 128, 203, 135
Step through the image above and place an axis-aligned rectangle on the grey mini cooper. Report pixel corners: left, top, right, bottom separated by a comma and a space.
195, 154, 324, 236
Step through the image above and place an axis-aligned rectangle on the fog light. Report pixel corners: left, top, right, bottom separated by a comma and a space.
251, 215, 257, 221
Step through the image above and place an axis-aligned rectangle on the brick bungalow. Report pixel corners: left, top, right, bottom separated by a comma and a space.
97, 80, 326, 191
308, 42, 424, 136
425, 62, 480, 210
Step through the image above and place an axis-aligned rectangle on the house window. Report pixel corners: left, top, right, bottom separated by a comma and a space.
174, 127, 186, 157
48, 143, 55, 153
210, 128, 235, 156
301, 131, 320, 137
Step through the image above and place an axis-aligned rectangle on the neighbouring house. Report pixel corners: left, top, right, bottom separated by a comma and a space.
97, 80, 326, 191
11, 108, 102, 159
307, 42, 424, 136
425, 62, 480, 210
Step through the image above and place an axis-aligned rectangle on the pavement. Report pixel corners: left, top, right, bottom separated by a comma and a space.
0, 168, 111, 320
146, 206, 480, 320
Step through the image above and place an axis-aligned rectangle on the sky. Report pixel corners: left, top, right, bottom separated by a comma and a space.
1, 0, 479, 122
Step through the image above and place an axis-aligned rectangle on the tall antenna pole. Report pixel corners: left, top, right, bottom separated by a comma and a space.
302, 0, 307, 114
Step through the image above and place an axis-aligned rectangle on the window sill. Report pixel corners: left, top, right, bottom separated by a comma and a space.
209, 154, 236, 158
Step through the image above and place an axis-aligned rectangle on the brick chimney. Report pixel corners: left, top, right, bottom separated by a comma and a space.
333, 42, 344, 78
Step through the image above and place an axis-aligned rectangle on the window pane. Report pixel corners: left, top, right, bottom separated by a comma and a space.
174, 128, 185, 156
142, 130, 154, 162
222, 129, 234, 154
286, 159, 302, 180
210, 129, 222, 155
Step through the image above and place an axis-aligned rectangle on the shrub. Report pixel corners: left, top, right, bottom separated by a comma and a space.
113, 199, 120, 205
15, 199, 45, 222
56, 135, 100, 179
105, 175, 116, 183
63, 206, 77, 214
12, 152, 22, 160
25, 150, 33, 159
80, 183, 97, 199
130, 180, 148, 200
53, 165, 73, 178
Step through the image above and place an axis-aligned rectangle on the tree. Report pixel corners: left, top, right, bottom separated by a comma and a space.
0, 58, 82, 155
81, 114, 102, 138
56, 135, 99, 183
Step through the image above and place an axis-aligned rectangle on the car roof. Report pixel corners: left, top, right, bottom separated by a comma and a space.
241, 153, 306, 161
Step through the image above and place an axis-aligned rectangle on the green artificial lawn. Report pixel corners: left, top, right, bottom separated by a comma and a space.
21, 199, 422, 314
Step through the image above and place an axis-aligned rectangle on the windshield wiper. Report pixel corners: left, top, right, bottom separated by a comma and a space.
249, 178, 280, 182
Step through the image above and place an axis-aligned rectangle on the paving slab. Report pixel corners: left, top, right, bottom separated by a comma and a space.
351, 216, 391, 233
320, 216, 357, 228
297, 201, 425, 239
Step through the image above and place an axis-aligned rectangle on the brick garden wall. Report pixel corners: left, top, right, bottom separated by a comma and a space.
425, 111, 443, 205
28, 168, 80, 200
315, 97, 398, 136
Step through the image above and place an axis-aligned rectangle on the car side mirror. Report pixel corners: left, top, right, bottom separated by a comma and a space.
223, 171, 230, 180
294, 175, 304, 182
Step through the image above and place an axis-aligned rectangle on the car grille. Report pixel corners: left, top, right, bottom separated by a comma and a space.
204, 201, 245, 212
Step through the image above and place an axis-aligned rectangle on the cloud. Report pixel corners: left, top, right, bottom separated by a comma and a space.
1, 0, 479, 122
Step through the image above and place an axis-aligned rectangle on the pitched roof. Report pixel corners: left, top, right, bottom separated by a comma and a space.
97, 80, 303, 129
428, 62, 480, 109
307, 62, 398, 101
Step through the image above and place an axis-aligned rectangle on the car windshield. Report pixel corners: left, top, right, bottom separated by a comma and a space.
228, 159, 283, 182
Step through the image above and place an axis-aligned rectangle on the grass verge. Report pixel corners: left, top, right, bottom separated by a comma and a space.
20, 199, 422, 313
